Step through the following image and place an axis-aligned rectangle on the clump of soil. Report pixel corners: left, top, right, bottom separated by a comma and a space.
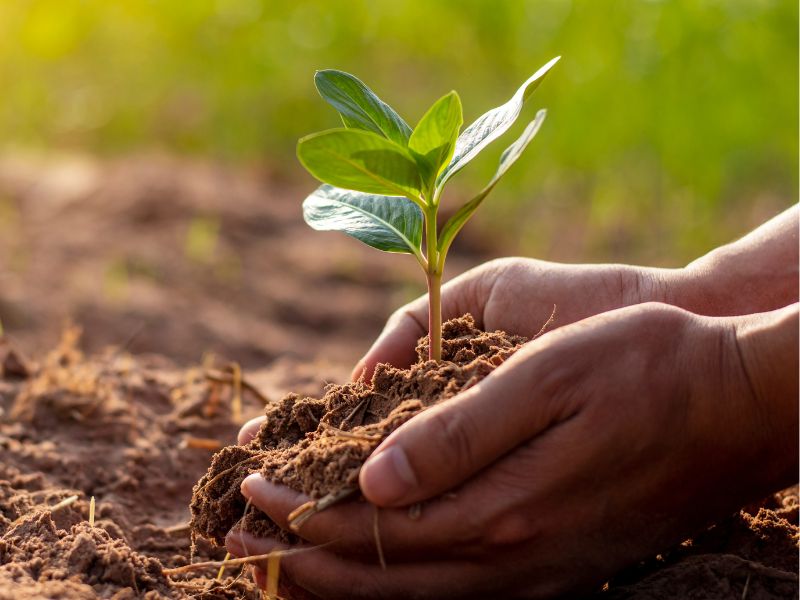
190, 314, 526, 544
0, 510, 171, 598
605, 488, 800, 598
0, 329, 264, 598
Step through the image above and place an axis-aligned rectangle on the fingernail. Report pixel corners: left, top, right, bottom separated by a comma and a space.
240, 473, 265, 498
350, 359, 366, 381
360, 446, 417, 505
225, 530, 245, 556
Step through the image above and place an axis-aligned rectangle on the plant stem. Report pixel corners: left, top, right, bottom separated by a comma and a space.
426, 270, 442, 361
424, 206, 442, 361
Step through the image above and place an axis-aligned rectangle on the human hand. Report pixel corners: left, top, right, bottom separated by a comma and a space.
228, 303, 797, 599
237, 257, 677, 444
350, 257, 678, 381
353, 204, 799, 382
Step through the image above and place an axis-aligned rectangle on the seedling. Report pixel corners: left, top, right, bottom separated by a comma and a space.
298, 57, 559, 361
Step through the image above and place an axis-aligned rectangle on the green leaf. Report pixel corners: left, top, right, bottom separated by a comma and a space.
297, 128, 422, 199
408, 91, 463, 192
438, 110, 547, 258
315, 70, 412, 146
437, 56, 559, 189
303, 184, 424, 261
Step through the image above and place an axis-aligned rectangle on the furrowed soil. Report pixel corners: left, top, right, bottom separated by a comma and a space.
0, 154, 797, 599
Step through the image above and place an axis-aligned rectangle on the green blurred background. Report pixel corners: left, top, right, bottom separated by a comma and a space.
1, 0, 797, 265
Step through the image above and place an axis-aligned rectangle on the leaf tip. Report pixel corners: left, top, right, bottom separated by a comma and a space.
544, 56, 562, 71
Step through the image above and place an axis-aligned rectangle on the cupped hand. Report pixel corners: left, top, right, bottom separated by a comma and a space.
228, 303, 795, 599
237, 257, 674, 444
351, 257, 677, 381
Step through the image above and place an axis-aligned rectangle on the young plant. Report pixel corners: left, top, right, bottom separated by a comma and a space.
297, 57, 559, 362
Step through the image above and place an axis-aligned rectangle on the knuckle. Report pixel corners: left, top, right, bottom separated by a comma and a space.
482, 512, 537, 549
449, 504, 487, 549
631, 302, 691, 336
483, 256, 512, 272
391, 305, 426, 335
387, 306, 412, 328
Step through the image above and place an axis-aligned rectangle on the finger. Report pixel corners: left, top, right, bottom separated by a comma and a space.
352, 268, 493, 381
252, 566, 265, 589
237, 416, 266, 445
227, 530, 490, 600
360, 326, 587, 507
351, 297, 428, 382
240, 475, 486, 559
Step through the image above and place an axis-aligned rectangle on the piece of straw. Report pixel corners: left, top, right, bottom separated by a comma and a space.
51, 495, 79, 512
533, 304, 557, 339
89, 496, 96, 526
203, 369, 272, 405
181, 436, 223, 451
216, 552, 231, 580
373, 506, 386, 570
231, 363, 243, 423
163, 547, 313, 575
265, 553, 281, 600
287, 487, 357, 532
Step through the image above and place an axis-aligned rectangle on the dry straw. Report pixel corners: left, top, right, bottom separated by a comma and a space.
50, 495, 79, 512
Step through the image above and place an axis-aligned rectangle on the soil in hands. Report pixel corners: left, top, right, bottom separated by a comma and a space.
190, 315, 525, 544
191, 313, 799, 600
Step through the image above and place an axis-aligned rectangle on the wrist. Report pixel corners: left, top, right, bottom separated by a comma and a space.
734, 304, 799, 486
673, 241, 799, 317
619, 265, 683, 307
680, 307, 797, 510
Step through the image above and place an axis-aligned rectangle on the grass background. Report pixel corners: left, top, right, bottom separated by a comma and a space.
1, 0, 797, 265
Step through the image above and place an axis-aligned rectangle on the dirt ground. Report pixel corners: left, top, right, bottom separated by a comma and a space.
0, 154, 796, 598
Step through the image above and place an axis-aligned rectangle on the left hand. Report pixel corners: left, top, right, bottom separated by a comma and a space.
227, 303, 797, 599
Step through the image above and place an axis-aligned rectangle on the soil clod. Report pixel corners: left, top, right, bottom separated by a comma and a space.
190, 315, 527, 545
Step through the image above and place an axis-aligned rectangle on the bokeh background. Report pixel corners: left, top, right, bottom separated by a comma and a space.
0, 0, 797, 367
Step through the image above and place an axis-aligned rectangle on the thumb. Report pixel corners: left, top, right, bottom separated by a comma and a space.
351, 266, 495, 381
350, 300, 429, 382
358, 336, 579, 507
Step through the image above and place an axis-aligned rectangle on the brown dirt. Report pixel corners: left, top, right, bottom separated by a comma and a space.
190, 315, 526, 545
0, 152, 447, 369
604, 488, 799, 598
0, 154, 796, 598
0, 328, 267, 598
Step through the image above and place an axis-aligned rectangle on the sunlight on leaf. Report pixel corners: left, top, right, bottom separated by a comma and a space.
303, 184, 424, 262
298, 128, 422, 199
315, 70, 412, 146
437, 56, 559, 189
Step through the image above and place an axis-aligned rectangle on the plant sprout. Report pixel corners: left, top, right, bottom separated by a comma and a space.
297, 57, 559, 362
